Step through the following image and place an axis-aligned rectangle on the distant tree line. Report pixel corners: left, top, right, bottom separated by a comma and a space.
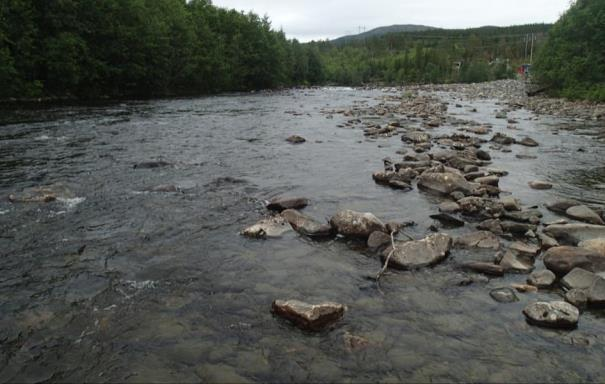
0, 0, 324, 99
533, 0, 605, 102
314, 24, 551, 86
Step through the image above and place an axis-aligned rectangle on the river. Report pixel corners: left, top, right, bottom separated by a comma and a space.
1, 86, 605, 382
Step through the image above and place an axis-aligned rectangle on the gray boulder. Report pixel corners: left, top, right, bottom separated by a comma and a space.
330, 210, 386, 239
561, 268, 598, 290
267, 197, 309, 212
272, 300, 345, 331
566, 205, 605, 225
527, 270, 556, 288
523, 301, 579, 329
543, 246, 605, 276
417, 171, 479, 196
383, 233, 452, 270
544, 224, 605, 245
281, 209, 333, 238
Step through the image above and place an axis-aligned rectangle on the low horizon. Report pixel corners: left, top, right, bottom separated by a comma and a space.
212, 0, 571, 42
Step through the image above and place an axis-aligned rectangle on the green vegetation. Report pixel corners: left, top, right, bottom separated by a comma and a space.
0, 0, 324, 99
533, 0, 605, 102
315, 24, 550, 86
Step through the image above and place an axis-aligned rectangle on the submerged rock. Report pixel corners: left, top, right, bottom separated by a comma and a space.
523, 301, 579, 329
8, 183, 74, 203
461, 261, 504, 276
241, 216, 291, 239
430, 213, 465, 228
133, 160, 172, 169
383, 233, 452, 270
417, 171, 479, 196
281, 209, 333, 238
267, 197, 309, 212
271, 300, 345, 331
528, 180, 553, 190
330, 210, 386, 239
490, 288, 519, 303
367, 231, 392, 250
499, 249, 535, 274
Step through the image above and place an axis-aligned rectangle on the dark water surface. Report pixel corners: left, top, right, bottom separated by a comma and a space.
1, 88, 605, 383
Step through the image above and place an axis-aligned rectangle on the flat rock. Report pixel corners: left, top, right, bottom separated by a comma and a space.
281, 209, 333, 238
579, 238, 605, 257
546, 199, 581, 214
561, 268, 598, 290
462, 262, 504, 276
330, 210, 386, 239
523, 301, 579, 329
241, 216, 291, 239
383, 233, 452, 270
543, 246, 605, 276
503, 209, 543, 223
501, 221, 537, 235
272, 300, 345, 331
499, 249, 535, 274
267, 197, 309, 212
475, 175, 499, 186
527, 270, 556, 288
565, 289, 588, 309
417, 171, 479, 196
529, 180, 553, 190
491, 132, 514, 145
588, 277, 605, 308
538, 230, 559, 250
566, 205, 605, 225
430, 213, 465, 228
454, 231, 500, 250
509, 241, 541, 257
544, 224, 605, 244
490, 288, 519, 303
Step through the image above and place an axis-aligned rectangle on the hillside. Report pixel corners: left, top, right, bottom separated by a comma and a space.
332, 24, 438, 45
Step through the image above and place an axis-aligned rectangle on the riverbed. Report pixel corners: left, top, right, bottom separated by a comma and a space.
1, 84, 605, 382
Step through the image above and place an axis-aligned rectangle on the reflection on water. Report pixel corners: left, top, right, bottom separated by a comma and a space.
0, 89, 604, 382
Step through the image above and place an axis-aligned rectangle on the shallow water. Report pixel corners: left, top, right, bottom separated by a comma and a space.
1, 88, 604, 383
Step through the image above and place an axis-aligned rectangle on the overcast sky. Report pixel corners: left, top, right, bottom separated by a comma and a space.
212, 0, 572, 42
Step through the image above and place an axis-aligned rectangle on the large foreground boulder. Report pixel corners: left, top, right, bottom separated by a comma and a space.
330, 210, 386, 238
272, 300, 345, 331
382, 233, 452, 270
523, 301, 579, 329
543, 246, 605, 276
281, 209, 333, 238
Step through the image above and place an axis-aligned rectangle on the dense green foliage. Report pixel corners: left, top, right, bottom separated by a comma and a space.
533, 0, 605, 101
315, 24, 551, 86
0, 0, 324, 99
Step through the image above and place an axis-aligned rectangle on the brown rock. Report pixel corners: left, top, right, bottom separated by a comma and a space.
267, 197, 309, 212
272, 300, 345, 331
330, 210, 386, 239
383, 233, 452, 270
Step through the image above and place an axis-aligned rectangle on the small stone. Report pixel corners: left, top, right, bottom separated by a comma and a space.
490, 288, 519, 303
527, 270, 556, 288
529, 180, 553, 190
272, 300, 345, 331
343, 332, 370, 352
367, 231, 392, 250
523, 301, 579, 329
517, 137, 539, 147
439, 201, 461, 213
241, 216, 291, 239
500, 196, 521, 211
286, 135, 306, 144
475, 175, 499, 186
462, 262, 504, 276
509, 241, 541, 257
499, 249, 535, 274
565, 289, 588, 309
579, 238, 605, 257
587, 277, 605, 308
383, 233, 452, 270
282, 209, 333, 238
330, 210, 386, 239
512, 284, 538, 293
454, 231, 500, 250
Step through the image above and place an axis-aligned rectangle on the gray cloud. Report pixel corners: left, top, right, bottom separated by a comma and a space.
212, 0, 571, 41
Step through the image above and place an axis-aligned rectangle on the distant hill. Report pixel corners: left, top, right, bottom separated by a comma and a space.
332, 24, 438, 45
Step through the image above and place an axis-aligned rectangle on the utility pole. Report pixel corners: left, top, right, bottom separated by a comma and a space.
530, 33, 535, 64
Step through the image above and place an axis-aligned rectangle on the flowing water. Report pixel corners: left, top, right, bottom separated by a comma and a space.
1, 87, 604, 383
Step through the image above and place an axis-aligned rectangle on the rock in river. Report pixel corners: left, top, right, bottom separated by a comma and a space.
566, 205, 605, 225
241, 216, 291, 239
382, 233, 452, 270
523, 301, 579, 329
286, 135, 306, 144
454, 231, 500, 250
579, 238, 605, 257
267, 197, 309, 212
544, 223, 605, 244
8, 183, 74, 203
527, 270, 556, 288
517, 137, 539, 147
499, 249, 535, 274
461, 262, 504, 276
561, 268, 598, 290
133, 160, 172, 169
272, 300, 345, 331
528, 180, 553, 190
281, 209, 333, 238
330, 210, 386, 239
417, 171, 479, 196
367, 231, 392, 250
490, 288, 519, 303
543, 246, 605, 276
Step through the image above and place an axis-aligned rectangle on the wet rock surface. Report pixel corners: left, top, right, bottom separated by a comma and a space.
281, 209, 333, 238
523, 302, 580, 329
272, 300, 345, 331
383, 233, 452, 270
330, 210, 386, 238
544, 246, 605, 276
267, 197, 309, 212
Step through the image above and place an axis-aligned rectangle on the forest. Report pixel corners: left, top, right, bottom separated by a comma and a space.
0, 0, 324, 99
0, 0, 603, 101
